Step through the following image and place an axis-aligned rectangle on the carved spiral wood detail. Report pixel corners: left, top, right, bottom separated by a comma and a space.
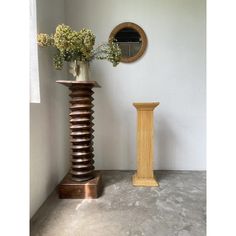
69, 84, 95, 182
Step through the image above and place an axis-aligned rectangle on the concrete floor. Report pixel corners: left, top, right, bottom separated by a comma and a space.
30, 171, 206, 236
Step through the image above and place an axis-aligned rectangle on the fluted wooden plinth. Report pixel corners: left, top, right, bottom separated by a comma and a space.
56, 80, 102, 198
132, 102, 160, 187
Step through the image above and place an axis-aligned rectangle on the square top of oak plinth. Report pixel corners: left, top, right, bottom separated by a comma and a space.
56, 80, 101, 88
133, 102, 160, 111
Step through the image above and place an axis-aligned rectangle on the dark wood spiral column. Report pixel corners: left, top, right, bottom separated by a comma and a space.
56, 80, 102, 199
69, 83, 95, 181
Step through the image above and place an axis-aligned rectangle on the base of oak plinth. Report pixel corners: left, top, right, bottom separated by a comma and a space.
58, 171, 102, 199
132, 173, 159, 187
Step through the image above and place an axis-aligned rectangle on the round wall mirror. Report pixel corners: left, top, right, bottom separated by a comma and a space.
109, 22, 147, 63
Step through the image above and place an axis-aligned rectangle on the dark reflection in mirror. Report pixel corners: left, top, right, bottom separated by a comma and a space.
109, 22, 147, 63
114, 28, 142, 58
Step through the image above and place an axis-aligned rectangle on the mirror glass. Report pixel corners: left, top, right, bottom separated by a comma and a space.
109, 22, 147, 63
114, 28, 142, 58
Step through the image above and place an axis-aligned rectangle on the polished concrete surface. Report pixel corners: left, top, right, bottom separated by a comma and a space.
30, 171, 206, 236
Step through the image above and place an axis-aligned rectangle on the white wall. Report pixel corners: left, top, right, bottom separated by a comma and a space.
30, 0, 70, 218
31, 0, 205, 218
65, 0, 206, 170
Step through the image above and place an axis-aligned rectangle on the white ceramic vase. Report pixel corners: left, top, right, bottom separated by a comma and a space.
69, 60, 90, 81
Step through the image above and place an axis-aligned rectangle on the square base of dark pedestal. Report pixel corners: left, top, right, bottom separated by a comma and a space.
58, 171, 103, 199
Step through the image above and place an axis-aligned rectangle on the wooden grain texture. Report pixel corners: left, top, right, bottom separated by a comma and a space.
133, 102, 160, 187
58, 171, 103, 199
56, 80, 101, 88
69, 84, 95, 182
56, 80, 101, 183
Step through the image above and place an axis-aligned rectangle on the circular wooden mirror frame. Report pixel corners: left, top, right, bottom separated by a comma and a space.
109, 22, 147, 63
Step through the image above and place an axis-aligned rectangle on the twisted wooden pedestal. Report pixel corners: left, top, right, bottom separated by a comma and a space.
69, 82, 96, 181
56, 80, 102, 198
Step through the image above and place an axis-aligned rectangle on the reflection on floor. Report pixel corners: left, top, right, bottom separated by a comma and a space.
30, 170, 206, 236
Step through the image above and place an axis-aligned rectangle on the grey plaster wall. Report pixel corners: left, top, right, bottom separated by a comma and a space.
65, 0, 206, 170
30, 0, 70, 218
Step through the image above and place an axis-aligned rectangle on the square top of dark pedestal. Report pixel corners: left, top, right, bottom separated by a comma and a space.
56, 80, 101, 88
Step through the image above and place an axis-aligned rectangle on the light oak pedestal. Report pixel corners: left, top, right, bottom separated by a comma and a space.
132, 102, 160, 187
